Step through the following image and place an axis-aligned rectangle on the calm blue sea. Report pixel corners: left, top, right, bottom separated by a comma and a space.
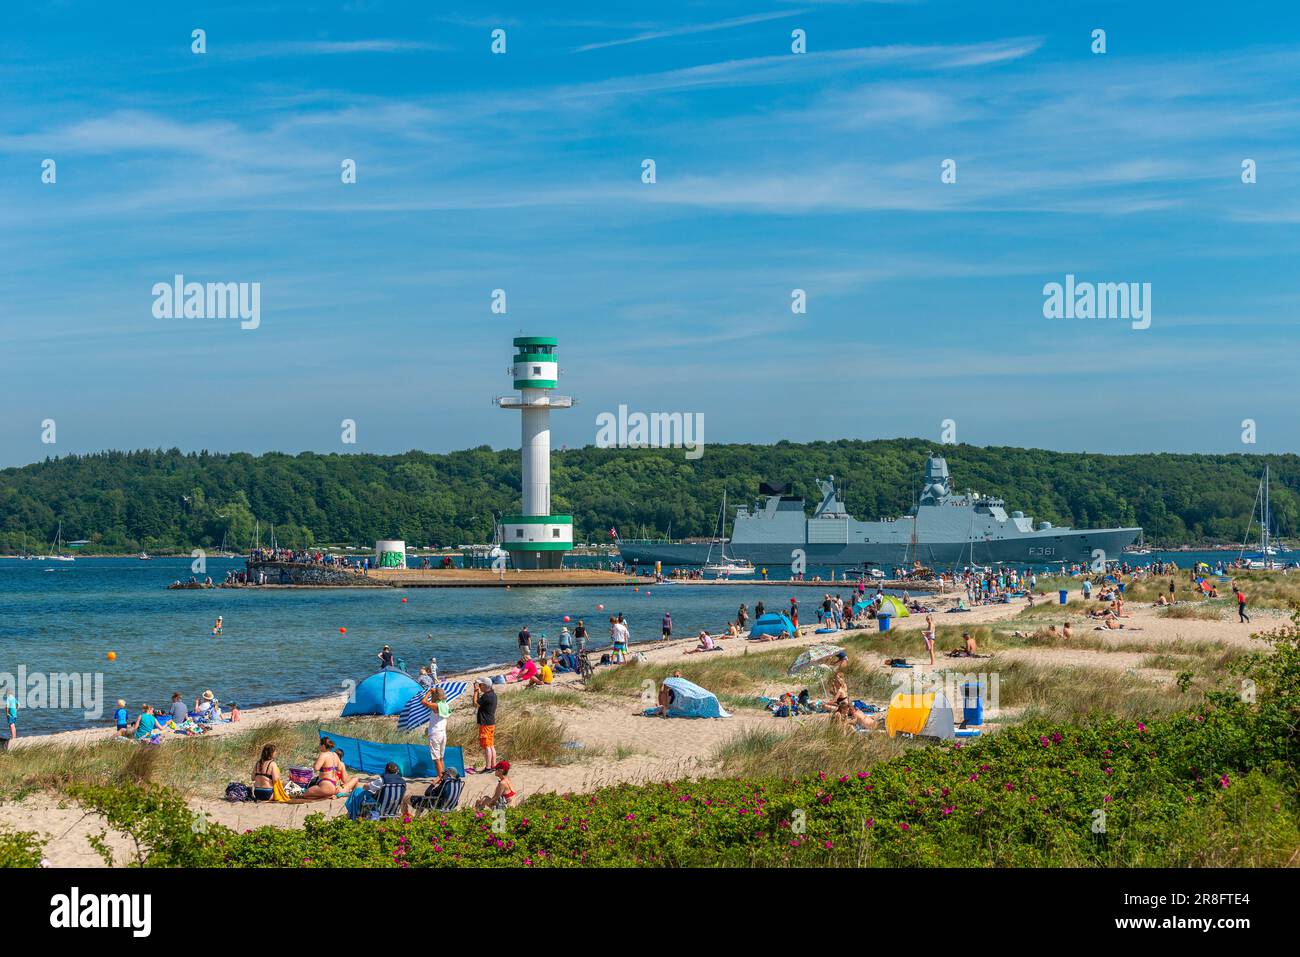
2, 550, 1293, 735
0, 557, 817, 735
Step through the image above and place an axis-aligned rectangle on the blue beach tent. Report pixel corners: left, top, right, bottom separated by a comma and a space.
341, 668, 423, 717
748, 613, 795, 639
320, 730, 465, 778
645, 677, 731, 719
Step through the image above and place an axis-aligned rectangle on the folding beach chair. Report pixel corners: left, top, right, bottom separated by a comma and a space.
409, 772, 463, 816
352, 781, 407, 821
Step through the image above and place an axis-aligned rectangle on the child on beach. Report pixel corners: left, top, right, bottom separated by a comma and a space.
229, 702, 241, 722
114, 699, 129, 736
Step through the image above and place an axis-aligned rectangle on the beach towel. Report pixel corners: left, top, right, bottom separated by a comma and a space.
271, 779, 292, 803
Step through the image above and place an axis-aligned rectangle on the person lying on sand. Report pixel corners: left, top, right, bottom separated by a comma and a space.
1096, 618, 1142, 631
831, 698, 878, 732
683, 631, 717, 654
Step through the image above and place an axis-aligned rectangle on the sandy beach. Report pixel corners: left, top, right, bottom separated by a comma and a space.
2, 590, 1282, 867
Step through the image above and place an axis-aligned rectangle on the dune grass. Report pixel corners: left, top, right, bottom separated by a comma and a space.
713, 722, 914, 779
1160, 603, 1225, 620
0, 701, 582, 797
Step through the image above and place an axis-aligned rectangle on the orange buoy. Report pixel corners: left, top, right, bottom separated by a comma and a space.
563, 615, 571, 622
339, 627, 347, 634
106, 651, 117, 661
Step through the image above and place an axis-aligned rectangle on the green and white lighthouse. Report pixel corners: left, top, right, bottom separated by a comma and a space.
496, 336, 574, 569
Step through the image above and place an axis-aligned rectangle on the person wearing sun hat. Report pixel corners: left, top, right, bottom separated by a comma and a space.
194, 689, 222, 722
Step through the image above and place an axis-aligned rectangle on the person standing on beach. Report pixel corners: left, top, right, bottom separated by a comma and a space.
661, 611, 673, 641
737, 604, 748, 630
923, 614, 937, 666
421, 686, 451, 781
574, 619, 587, 653
755, 600, 765, 620
1236, 587, 1250, 623
5, 688, 18, 741
472, 678, 498, 772
377, 645, 395, 669
517, 625, 531, 658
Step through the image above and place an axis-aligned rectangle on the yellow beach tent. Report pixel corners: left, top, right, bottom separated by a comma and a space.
885, 691, 955, 739
877, 595, 910, 618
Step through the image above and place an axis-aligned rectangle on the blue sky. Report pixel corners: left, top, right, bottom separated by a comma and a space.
2, 0, 1299, 467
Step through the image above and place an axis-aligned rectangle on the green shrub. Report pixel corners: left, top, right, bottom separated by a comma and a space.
0, 826, 46, 868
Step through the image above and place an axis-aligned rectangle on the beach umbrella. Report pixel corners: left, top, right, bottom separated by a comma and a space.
788, 645, 844, 677
397, 680, 469, 731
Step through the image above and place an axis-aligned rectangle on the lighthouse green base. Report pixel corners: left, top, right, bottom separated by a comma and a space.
500, 514, 574, 570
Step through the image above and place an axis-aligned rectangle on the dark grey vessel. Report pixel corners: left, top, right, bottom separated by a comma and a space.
618, 456, 1141, 568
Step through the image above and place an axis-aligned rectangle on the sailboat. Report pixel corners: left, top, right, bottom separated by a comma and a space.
702, 491, 755, 576
41, 521, 75, 562
1239, 465, 1278, 568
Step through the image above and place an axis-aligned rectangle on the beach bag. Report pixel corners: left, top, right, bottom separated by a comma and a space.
225, 782, 251, 802
600, 653, 612, 665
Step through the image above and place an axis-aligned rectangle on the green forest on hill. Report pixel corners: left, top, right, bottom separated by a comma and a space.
0, 440, 1296, 554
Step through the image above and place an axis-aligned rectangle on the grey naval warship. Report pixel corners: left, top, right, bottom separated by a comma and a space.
617, 456, 1142, 568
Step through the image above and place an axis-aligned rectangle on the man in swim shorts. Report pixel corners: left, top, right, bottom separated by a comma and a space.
472, 677, 498, 772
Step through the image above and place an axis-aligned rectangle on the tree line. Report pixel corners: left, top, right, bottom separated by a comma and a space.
0, 440, 1295, 553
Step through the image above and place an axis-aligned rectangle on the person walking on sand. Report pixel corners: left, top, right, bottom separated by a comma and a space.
661, 611, 673, 641
517, 625, 531, 658
1236, 587, 1250, 623
737, 603, 748, 630
472, 677, 498, 773
923, 614, 937, 666
574, 619, 587, 653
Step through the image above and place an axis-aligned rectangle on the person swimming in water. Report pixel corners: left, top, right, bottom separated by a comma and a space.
212, 615, 223, 637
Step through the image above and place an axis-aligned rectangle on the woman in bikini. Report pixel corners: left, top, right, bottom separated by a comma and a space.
303, 738, 344, 800
251, 743, 280, 802
923, 614, 936, 666
474, 761, 516, 810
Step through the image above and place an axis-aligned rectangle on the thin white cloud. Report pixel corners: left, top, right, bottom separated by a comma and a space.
228, 39, 446, 59
573, 10, 807, 53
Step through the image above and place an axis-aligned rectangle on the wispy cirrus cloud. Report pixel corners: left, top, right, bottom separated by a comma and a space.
228, 39, 447, 58
573, 10, 807, 52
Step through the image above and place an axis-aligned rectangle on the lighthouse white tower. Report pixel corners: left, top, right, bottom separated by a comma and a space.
495, 336, 574, 569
